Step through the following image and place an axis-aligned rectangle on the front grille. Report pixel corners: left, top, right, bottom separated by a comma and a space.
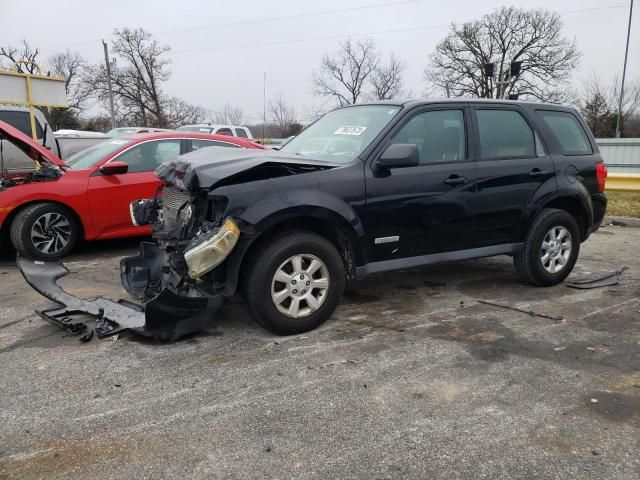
162, 186, 192, 229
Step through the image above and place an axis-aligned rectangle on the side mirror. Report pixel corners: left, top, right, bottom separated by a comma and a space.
376, 144, 419, 169
100, 161, 129, 175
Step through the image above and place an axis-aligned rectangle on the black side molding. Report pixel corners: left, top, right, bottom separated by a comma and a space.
355, 243, 523, 279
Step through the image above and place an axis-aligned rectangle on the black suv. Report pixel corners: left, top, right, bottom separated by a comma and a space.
123, 99, 607, 339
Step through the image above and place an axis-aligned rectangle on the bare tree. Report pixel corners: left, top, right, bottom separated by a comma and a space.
269, 94, 298, 136
426, 7, 580, 102
0, 41, 40, 73
370, 54, 404, 100
313, 38, 378, 106
83, 28, 203, 128
43, 50, 88, 129
213, 103, 244, 124
579, 75, 640, 137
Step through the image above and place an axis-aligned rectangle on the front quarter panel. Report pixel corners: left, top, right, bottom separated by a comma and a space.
0, 170, 92, 236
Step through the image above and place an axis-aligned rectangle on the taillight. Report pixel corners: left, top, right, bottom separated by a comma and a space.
596, 162, 607, 193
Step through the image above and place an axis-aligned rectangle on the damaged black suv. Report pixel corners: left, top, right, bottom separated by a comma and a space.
123, 100, 607, 338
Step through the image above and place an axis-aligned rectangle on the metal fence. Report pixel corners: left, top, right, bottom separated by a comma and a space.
596, 138, 640, 192
597, 138, 640, 174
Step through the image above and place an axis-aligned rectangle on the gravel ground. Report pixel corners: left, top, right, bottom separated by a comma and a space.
0, 226, 639, 480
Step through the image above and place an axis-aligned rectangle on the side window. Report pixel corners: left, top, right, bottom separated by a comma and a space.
216, 128, 233, 136
476, 109, 536, 159
235, 128, 248, 138
538, 110, 592, 155
116, 140, 181, 173
389, 109, 466, 164
191, 139, 240, 151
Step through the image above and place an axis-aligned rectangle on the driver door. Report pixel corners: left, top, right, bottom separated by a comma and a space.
363, 105, 477, 262
87, 139, 184, 236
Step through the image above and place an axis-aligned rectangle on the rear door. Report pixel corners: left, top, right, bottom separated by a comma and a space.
87, 139, 185, 235
470, 105, 555, 247
363, 104, 477, 262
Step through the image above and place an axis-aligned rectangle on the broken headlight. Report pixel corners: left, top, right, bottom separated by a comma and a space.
184, 218, 240, 279
130, 198, 160, 226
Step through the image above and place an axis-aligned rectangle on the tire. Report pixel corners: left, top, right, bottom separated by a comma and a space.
10, 203, 79, 260
514, 208, 580, 287
242, 231, 345, 335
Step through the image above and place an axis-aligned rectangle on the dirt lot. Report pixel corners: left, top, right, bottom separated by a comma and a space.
0, 226, 639, 480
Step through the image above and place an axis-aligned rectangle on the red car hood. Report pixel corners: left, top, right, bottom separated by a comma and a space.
0, 119, 68, 168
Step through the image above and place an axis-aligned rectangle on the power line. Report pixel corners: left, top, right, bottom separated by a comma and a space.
41, 0, 428, 50
41, 2, 628, 53
154, 0, 428, 36
155, 3, 633, 57
168, 24, 450, 56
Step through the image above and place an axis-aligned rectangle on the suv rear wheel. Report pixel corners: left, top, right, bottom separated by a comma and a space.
10, 203, 79, 260
243, 231, 345, 335
514, 208, 580, 286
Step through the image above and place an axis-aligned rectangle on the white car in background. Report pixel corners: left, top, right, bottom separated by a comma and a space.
177, 124, 253, 139
106, 127, 174, 137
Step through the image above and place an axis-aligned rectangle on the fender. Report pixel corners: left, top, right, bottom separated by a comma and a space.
240, 188, 365, 238
221, 190, 366, 297
0, 191, 94, 239
528, 181, 593, 238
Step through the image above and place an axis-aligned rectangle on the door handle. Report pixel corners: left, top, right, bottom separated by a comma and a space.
444, 175, 468, 185
529, 168, 550, 177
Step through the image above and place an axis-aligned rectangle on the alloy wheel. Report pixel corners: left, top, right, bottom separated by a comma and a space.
540, 226, 572, 274
271, 254, 330, 318
30, 212, 72, 255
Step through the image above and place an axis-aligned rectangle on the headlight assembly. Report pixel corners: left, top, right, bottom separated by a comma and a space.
183, 218, 240, 279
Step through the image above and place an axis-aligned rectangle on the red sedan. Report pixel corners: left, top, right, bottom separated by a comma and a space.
0, 121, 262, 259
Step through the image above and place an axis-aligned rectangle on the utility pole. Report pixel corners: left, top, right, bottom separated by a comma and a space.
263, 72, 266, 142
102, 40, 116, 129
615, 0, 634, 138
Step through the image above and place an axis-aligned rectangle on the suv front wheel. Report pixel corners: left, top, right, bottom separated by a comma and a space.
514, 208, 580, 286
243, 231, 345, 335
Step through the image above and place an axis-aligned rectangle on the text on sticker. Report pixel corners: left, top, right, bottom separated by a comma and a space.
334, 126, 367, 136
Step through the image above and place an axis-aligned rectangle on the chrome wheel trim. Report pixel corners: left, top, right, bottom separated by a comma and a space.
271, 254, 330, 318
30, 212, 72, 255
540, 226, 572, 274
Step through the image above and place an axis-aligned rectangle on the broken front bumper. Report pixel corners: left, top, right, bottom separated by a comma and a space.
18, 247, 224, 341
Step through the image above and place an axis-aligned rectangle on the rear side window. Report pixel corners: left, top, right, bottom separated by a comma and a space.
538, 110, 592, 155
235, 128, 248, 138
475, 109, 536, 159
191, 139, 240, 151
216, 128, 233, 136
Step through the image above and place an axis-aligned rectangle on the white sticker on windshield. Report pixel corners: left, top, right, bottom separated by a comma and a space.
109, 139, 128, 145
334, 126, 367, 136
199, 128, 210, 132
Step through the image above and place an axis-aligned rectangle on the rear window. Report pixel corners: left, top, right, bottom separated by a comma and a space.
538, 110, 592, 155
216, 128, 233, 136
0, 110, 43, 138
235, 128, 248, 138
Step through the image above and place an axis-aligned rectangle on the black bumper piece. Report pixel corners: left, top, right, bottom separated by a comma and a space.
18, 253, 223, 341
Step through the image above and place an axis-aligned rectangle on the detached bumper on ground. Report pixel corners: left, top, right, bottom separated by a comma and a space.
17, 247, 223, 341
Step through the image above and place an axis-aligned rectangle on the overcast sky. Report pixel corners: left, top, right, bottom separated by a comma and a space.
1, 0, 637, 123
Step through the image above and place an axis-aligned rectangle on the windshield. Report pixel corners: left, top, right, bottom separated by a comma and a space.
66, 138, 134, 169
176, 126, 213, 133
106, 128, 138, 137
281, 105, 401, 162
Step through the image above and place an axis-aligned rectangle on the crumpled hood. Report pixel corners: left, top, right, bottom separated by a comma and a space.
155, 147, 340, 190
